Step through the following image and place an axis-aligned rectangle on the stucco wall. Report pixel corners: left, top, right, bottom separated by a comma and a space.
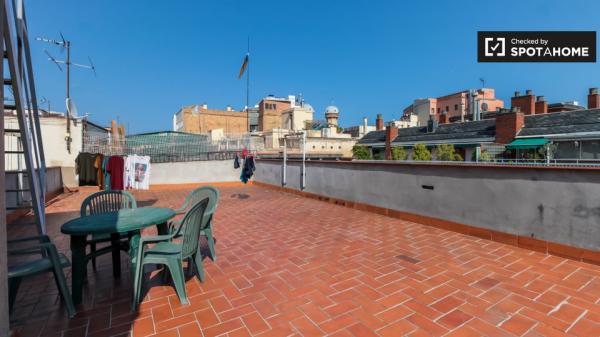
151, 159, 241, 185
255, 159, 600, 251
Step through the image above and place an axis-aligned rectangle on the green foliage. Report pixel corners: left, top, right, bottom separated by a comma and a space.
472, 149, 493, 162
436, 144, 463, 161
373, 152, 384, 160
391, 147, 407, 160
412, 144, 432, 161
352, 145, 372, 160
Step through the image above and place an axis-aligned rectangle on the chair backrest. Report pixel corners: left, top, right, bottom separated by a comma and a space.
179, 198, 210, 258
182, 186, 219, 216
80, 190, 137, 217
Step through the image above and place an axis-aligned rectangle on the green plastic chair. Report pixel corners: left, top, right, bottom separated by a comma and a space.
8, 235, 76, 318
131, 198, 210, 310
80, 190, 137, 269
171, 186, 219, 261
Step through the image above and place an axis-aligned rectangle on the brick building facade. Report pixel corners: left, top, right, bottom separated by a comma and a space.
173, 105, 249, 134
258, 97, 292, 131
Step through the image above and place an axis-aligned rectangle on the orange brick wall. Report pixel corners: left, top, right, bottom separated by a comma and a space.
258, 99, 291, 131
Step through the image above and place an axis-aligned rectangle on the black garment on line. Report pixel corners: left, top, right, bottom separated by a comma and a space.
75, 152, 98, 186
234, 154, 240, 169
240, 156, 255, 184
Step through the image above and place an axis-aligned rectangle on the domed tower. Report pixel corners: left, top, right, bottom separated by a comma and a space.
325, 105, 339, 128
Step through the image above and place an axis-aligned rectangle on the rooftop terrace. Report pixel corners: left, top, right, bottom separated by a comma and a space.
8, 184, 600, 337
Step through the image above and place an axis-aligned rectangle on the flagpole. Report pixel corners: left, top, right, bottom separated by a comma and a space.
246, 36, 250, 133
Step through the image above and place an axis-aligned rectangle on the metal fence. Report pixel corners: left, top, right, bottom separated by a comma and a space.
82, 132, 265, 163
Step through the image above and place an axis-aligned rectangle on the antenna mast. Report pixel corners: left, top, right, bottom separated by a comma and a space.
37, 34, 96, 153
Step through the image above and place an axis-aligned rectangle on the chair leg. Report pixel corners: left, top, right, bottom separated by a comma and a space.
166, 258, 188, 305
51, 267, 76, 318
204, 227, 216, 261
90, 243, 97, 270
8, 277, 21, 314
132, 261, 145, 312
193, 252, 206, 282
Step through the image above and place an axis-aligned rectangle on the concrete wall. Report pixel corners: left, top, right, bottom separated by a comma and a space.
151, 159, 241, 185
255, 159, 600, 251
5, 167, 63, 210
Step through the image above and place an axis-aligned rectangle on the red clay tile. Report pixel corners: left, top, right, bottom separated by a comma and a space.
500, 314, 537, 336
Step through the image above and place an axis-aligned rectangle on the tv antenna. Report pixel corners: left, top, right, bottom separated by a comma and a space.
37, 33, 96, 152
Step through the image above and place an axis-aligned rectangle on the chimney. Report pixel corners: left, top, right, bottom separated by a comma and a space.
495, 110, 525, 144
376, 114, 384, 131
427, 116, 438, 133
511, 90, 535, 115
226, 105, 233, 112
588, 88, 599, 109
438, 112, 447, 124
202, 103, 208, 109
363, 117, 368, 129
535, 96, 548, 114
384, 123, 399, 160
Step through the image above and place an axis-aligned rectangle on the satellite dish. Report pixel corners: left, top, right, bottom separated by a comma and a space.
66, 98, 78, 118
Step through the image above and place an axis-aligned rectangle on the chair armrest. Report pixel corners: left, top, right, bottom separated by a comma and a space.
139, 234, 174, 246
7, 235, 50, 244
168, 219, 183, 232
8, 242, 61, 258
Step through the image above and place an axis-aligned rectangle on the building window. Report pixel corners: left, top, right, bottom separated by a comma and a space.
437, 108, 440, 114
338, 146, 341, 149
321, 146, 325, 149
445, 106, 449, 112
454, 104, 458, 111
273, 103, 277, 110
330, 146, 333, 149
431, 108, 435, 114
312, 145, 315, 149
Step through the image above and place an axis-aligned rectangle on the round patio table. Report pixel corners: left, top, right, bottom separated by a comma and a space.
61, 207, 175, 304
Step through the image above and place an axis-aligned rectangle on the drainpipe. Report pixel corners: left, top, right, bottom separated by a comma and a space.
301, 130, 306, 190
282, 137, 287, 186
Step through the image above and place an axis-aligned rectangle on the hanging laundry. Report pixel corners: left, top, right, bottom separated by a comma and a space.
94, 154, 104, 189
123, 155, 133, 190
240, 155, 255, 184
132, 155, 151, 190
107, 155, 125, 190
234, 153, 240, 169
102, 155, 111, 190
75, 152, 98, 186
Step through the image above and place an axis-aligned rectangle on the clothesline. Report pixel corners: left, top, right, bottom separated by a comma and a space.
75, 152, 151, 191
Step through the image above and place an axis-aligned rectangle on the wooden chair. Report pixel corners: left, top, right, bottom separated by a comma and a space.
80, 190, 137, 269
131, 198, 209, 310
8, 235, 76, 318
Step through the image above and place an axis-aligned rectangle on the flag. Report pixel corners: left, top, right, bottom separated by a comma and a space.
238, 53, 249, 79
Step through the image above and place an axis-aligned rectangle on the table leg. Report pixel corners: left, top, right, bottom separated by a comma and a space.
156, 222, 168, 235
111, 233, 121, 278
70, 235, 86, 305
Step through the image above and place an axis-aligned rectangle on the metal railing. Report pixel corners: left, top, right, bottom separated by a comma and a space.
82, 132, 265, 163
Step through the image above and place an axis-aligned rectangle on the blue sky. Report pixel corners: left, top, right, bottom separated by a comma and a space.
27, 0, 600, 133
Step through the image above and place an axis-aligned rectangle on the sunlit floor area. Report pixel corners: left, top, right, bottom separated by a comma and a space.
8, 184, 600, 337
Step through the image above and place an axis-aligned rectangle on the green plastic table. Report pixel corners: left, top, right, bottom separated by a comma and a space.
61, 207, 175, 304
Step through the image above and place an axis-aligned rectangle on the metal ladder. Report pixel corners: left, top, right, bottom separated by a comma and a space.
2, 0, 47, 234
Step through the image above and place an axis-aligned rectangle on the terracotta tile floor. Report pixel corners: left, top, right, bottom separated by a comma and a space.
8, 184, 600, 337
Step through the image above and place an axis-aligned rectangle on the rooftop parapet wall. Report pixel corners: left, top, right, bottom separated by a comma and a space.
254, 159, 600, 254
